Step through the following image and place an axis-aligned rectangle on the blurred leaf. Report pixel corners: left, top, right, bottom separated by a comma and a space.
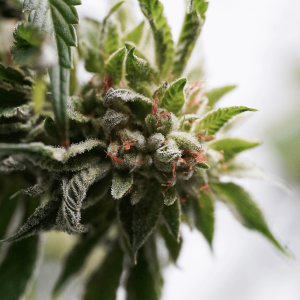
126, 237, 163, 300
104, 47, 127, 85
172, 0, 208, 78
123, 21, 145, 45
162, 199, 181, 241
206, 85, 236, 107
53, 226, 110, 295
0, 63, 31, 85
196, 106, 257, 135
194, 192, 215, 247
0, 198, 40, 300
160, 78, 187, 114
112, 171, 134, 200
211, 182, 287, 253
159, 224, 182, 263
84, 241, 124, 300
208, 138, 261, 161
105, 21, 121, 55
138, 0, 174, 76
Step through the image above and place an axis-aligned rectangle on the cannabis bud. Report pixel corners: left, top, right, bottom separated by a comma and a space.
0, 0, 287, 299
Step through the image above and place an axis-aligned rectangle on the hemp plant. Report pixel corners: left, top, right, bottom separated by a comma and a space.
0, 0, 288, 299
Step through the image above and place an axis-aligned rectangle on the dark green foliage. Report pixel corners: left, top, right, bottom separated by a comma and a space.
0, 0, 287, 299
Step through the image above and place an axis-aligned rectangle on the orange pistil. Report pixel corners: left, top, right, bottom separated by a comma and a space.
119, 136, 137, 151
162, 174, 174, 197
104, 151, 124, 165
152, 92, 160, 116
200, 183, 214, 195
168, 71, 174, 83
178, 194, 191, 204
89, 73, 98, 85
110, 136, 118, 146
132, 160, 146, 165
172, 157, 187, 178
111, 149, 117, 153
102, 74, 113, 94
155, 111, 171, 126
184, 149, 208, 170
124, 185, 134, 197
187, 79, 205, 97
196, 134, 215, 142
150, 73, 159, 86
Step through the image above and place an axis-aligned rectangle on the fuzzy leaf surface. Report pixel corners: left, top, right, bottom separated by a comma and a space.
209, 138, 261, 161
112, 171, 134, 200
160, 78, 187, 114
118, 186, 164, 259
196, 106, 257, 135
0, 63, 31, 85
162, 198, 181, 241
104, 47, 127, 85
211, 182, 286, 253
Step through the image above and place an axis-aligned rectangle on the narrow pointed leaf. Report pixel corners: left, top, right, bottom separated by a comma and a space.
159, 224, 182, 263
118, 185, 164, 259
123, 21, 145, 45
211, 182, 287, 253
195, 106, 257, 135
104, 47, 127, 85
84, 241, 124, 300
111, 171, 133, 200
209, 138, 261, 161
206, 85, 236, 107
104, 20, 121, 55
160, 78, 187, 114
194, 192, 215, 247
126, 239, 163, 300
0, 198, 40, 300
53, 226, 110, 295
162, 198, 181, 241
138, 0, 174, 76
173, 0, 208, 78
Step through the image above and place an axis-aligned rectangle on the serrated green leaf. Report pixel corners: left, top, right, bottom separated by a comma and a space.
206, 85, 236, 107
138, 0, 174, 76
104, 21, 121, 55
125, 47, 157, 96
0, 198, 40, 300
53, 226, 110, 295
0, 140, 106, 172
195, 106, 257, 135
194, 192, 215, 247
123, 21, 145, 45
125, 42, 147, 60
159, 224, 182, 263
211, 182, 287, 253
11, 22, 55, 70
209, 138, 261, 161
118, 185, 164, 260
104, 88, 153, 119
0, 103, 33, 119
162, 198, 181, 241
104, 47, 127, 85
59, 162, 111, 233
0, 191, 60, 243
23, 0, 81, 145
172, 0, 208, 78
112, 171, 134, 200
84, 241, 124, 300
0, 63, 31, 85
126, 238, 163, 300
160, 78, 187, 114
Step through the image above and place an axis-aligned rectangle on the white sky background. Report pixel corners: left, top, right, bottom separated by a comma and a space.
77, 1, 300, 299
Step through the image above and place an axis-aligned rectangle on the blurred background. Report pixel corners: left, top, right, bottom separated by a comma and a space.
2, 0, 300, 299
